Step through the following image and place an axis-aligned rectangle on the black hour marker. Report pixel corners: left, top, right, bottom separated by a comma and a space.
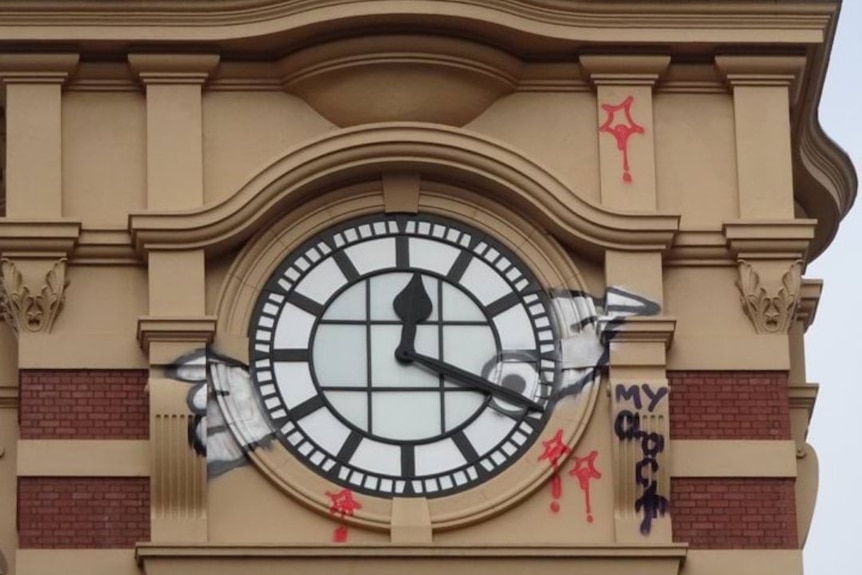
332, 251, 360, 282
401, 444, 416, 477
446, 250, 472, 283
337, 431, 363, 462
484, 292, 520, 317
451, 430, 480, 462
271, 349, 309, 362
290, 395, 326, 420
395, 236, 410, 269
287, 292, 325, 316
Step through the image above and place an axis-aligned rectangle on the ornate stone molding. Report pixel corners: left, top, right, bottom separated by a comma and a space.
128, 123, 680, 259
735, 259, 802, 334
0, 257, 69, 334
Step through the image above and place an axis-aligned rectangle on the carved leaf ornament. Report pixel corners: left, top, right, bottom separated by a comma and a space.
735, 260, 802, 334
0, 258, 69, 334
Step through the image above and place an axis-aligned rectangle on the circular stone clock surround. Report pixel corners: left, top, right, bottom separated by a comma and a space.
214, 183, 600, 530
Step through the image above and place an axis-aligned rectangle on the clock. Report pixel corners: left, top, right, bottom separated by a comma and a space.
248, 213, 558, 498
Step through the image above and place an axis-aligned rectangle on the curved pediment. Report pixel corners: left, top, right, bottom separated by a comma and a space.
128, 123, 679, 259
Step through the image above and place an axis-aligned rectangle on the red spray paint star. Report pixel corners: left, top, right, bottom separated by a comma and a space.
599, 95, 644, 183
538, 429, 571, 513
326, 488, 362, 543
569, 450, 602, 523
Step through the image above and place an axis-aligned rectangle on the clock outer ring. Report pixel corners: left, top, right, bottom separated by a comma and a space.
247, 213, 557, 499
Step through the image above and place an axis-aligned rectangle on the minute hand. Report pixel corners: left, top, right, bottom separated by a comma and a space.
403, 350, 544, 412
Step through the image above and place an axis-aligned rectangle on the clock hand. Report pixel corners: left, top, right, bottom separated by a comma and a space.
393, 273, 433, 363
402, 350, 545, 412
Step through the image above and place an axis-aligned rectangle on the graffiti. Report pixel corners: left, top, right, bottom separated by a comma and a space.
538, 429, 571, 513
167, 286, 658, 488
326, 488, 362, 543
569, 450, 601, 523
614, 384, 669, 535
550, 286, 660, 402
614, 383, 667, 413
168, 349, 276, 477
598, 95, 644, 183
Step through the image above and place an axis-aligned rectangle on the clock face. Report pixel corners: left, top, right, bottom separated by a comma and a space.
248, 214, 558, 498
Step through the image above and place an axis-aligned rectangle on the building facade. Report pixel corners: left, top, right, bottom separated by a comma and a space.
0, 1, 856, 574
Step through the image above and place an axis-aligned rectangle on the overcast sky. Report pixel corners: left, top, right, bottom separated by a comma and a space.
803, 2, 861, 573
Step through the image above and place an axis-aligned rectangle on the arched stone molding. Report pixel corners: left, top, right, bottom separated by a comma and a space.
128, 123, 680, 259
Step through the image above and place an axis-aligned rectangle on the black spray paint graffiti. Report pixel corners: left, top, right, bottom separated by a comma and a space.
613, 384, 670, 535
168, 349, 275, 477
166, 286, 659, 479
550, 287, 660, 401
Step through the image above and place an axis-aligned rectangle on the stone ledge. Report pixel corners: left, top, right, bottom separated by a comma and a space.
136, 544, 688, 575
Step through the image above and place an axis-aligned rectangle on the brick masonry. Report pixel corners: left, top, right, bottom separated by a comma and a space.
19, 370, 148, 439
671, 478, 798, 549
668, 371, 791, 440
18, 477, 150, 548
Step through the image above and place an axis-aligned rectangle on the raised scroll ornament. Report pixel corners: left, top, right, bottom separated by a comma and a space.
0, 258, 69, 333
735, 260, 802, 334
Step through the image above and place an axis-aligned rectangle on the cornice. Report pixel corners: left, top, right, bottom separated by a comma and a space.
128, 123, 680, 260
128, 53, 220, 85
137, 316, 217, 352
791, 0, 857, 260
0, 220, 80, 258
0, 53, 79, 84
603, 316, 676, 347
796, 279, 823, 331
723, 220, 817, 261
0, 1, 834, 40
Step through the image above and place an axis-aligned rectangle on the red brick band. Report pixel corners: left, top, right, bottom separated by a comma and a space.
19, 370, 148, 440
18, 477, 150, 548
671, 478, 797, 549
668, 371, 791, 440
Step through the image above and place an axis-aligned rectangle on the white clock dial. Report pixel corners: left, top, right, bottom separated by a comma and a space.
249, 214, 558, 497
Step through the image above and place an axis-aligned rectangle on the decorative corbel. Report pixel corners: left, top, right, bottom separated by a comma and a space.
0, 257, 69, 334
735, 259, 802, 334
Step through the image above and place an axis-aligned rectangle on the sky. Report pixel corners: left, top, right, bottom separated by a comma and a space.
803, 2, 861, 573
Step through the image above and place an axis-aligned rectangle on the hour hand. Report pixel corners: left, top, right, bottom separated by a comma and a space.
403, 350, 545, 412
393, 273, 433, 363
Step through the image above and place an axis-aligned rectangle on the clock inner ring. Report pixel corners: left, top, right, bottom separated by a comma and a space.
309, 269, 520, 444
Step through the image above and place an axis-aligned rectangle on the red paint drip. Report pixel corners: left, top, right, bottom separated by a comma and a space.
550, 473, 562, 513
326, 488, 362, 544
570, 450, 602, 524
538, 429, 571, 513
598, 96, 644, 184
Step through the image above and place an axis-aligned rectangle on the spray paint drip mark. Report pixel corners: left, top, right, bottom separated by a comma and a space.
326, 488, 362, 543
550, 474, 562, 513
570, 450, 602, 523
598, 96, 644, 184
538, 429, 571, 513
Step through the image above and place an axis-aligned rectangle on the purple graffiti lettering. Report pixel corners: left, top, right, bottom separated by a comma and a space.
634, 480, 670, 535
613, 410, 641, 440
642, 385, 668, 412
640, 432, 665, 457
635, 458, 659, 487
615, 385, 643, 410
614, 409, 669, 535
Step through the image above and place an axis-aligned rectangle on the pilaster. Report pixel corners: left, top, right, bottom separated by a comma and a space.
129, 53, 219, 544
0, 54, 79, 219
715, 56, 806, 220
580, 55, 669, 211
